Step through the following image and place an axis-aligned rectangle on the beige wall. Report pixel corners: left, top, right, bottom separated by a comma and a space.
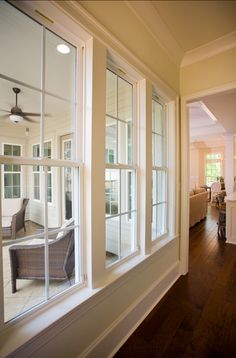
79, 0, 179, 93
181, 47, 236, 95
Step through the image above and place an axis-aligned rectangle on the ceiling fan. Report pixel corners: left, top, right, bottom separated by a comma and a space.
0, 87, 42, 124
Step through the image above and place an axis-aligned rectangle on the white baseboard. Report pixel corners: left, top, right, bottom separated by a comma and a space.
80, 261, 180, 358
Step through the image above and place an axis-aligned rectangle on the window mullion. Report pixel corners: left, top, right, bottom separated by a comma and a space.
118, 168, 121, 259
40, 26, 45, 159
44, 165, 49, 300
0, 164, 5, 330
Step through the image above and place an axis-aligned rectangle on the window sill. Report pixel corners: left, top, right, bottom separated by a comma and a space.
0, 234, 179, 357
151, 233, 178, 254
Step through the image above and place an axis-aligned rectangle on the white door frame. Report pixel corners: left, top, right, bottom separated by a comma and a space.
180, 81, 236, 275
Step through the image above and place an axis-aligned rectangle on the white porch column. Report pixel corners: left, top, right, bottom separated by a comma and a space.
224, 134, 234, 195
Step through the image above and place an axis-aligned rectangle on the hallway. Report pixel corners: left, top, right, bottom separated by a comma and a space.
115, 206, 236, 357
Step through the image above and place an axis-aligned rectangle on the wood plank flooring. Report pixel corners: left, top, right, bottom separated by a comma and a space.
114, 206, 236, 357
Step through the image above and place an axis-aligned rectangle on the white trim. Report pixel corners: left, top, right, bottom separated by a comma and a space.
80, 260, 180, 358
181, 30, 236, 67
0, 155, 80, 168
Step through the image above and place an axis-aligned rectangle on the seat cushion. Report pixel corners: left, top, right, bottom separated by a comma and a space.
56, 218, 74, 239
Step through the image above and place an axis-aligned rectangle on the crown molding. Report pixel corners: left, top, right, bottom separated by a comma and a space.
125, 1, 183, 67
181, 31, 236, 67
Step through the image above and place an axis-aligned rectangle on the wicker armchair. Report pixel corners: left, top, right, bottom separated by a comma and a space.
9, 229, 74, 293
2, 198, 29, 240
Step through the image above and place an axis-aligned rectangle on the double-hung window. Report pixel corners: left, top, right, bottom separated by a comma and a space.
152, 98, 167, 240
0, 0, 81, 324
3, 144, 21, 198
105, 68, 136, 265
205, 153, 222, 186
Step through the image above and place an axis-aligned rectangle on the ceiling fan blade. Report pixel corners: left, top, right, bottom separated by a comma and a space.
22, 112, 41, 117
0, 114, 10, 120
0, 108, 11, 113
22, 112, 51, 117
22, 116, 38, 123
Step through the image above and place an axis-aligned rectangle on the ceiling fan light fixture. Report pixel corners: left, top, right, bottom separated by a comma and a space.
57, 43, 70, 54
10, 114, 23, 124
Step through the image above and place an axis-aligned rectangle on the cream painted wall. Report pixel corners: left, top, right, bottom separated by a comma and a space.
181, 47, 236, 95
79, 0, 179, 93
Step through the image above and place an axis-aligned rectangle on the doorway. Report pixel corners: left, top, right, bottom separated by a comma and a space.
181, 84, 236, 275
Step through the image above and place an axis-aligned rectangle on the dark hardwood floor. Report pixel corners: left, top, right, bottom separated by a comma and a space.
115, 206, 236, 357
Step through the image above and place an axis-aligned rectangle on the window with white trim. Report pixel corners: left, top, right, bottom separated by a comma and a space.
105, 68, 136, 265
0, 0, 81, 323
3, 144, 21, 198
205, 153, 222, 186
152, 98, 167, 240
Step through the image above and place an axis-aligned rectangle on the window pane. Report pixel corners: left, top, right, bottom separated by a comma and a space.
45, 95, 74, 160
118, 77, 132, 122
4, 172, 20, 199
1, 164, 50, 322
13, 186, 20, 198
44, 141, 52, 159
0, 1, 42, 87
118, 120, 132, 165
4, 187, 12, 198
121, 213, 135, 258
33, 144, 40, 158
106, 117, 117, 164
45, 29, 76, 101
4, 164, 12, 172
47, 172, 52, 203
2, 240, 46, 322
120, 169, 135, 213
4, 144, 12, 156
49, 226, 75, 298
13, 164, 21, 172
0, 78, 41, 146
105, 169, 119, 216
152, 203, 167, 240
4, 173, 12, 187
153, 134, 163, 167
157, 171, 166, 203
106, 70, 117, 118
13, 145, 21, 156
152, 100, 163, 135
106, 216, 119, 261
34, 186, 40, 200
13, 173, 20, 186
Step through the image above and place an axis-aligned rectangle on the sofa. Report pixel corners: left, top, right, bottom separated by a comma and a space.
189, 188, 208, 227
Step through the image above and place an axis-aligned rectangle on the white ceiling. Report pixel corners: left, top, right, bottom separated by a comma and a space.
188, 89, 236, 146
